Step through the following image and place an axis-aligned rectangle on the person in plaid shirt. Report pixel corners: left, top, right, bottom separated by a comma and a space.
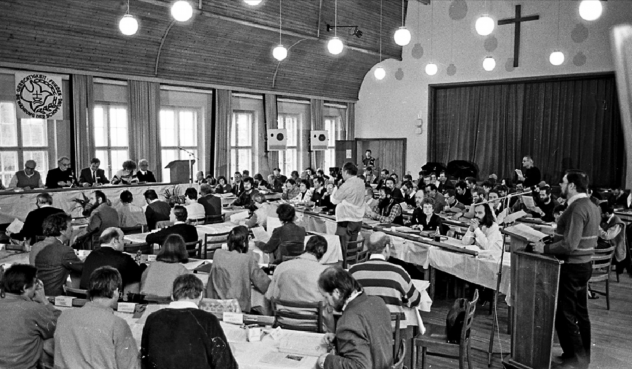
370, 187, 403, 225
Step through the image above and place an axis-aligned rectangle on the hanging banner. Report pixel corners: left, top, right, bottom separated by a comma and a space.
15, 72, 64, 120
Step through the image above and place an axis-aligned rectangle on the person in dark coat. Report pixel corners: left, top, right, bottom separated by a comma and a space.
144, 189, 171, 230
146, 206, 198, 246
256, 204, 305, 263
8, 192, 64, 245
78, 157, 109, 186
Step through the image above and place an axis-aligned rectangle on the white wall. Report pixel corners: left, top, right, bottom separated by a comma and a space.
356, 0, 632, 173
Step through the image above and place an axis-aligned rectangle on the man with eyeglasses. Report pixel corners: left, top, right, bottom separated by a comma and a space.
8, 160, 43, 190
45, 157, 77, 189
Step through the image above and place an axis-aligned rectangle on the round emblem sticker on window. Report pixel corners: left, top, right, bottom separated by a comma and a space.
16, 74, 63, 119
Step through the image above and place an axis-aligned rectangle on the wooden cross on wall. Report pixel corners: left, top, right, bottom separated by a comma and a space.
498, 4, 540, 68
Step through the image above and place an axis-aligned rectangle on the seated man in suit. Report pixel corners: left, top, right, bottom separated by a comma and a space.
146, 206, 198, 246
400, 181, 417, 209
8, 160, 44, 190
144, 189, 171, 230
45, 156, 78, 189
74, 190, 119, 249
6, 192, 64, 245
256, 204, 306, 263
425, 183, 447, 213
80, 227, 143, 293
197, 184, 222, 217
385, 177, 403, 201
137, 159, 157, 183
79, 157, 109, 187
230, 172, 244, 196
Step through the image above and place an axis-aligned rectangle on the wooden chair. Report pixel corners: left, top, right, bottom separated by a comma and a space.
189, 217, 207, 226
391, 312, 405, 359
272, 299, 324, 333
155, 220, 173, 229
120, 225, 146, 235
205, 214, 226, 224
392, 339, 407, 369
412, 289, 479, 369
589, 246, 616, 310
204, 232, 230, 259
344, 238, 366, 268
278, 240, 305, 261
185, 240, 203, 258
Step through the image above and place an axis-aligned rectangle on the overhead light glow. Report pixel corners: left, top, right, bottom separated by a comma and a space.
549, 51, 565, 66
328, 37, 344, 55
244, 0, 263, 5
119, 14, 139, 36
374, 66, 386, 80
273, 45, 288, 61
425, 63, 438, 76
171, 1, 193, 22
475, 16, 494, 36
394, 27, 412, 46
579, 0, 603, 21
483, 56, 496, 71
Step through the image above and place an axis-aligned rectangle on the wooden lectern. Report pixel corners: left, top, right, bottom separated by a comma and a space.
164, 160, 195, 184
503, 231, 562, 369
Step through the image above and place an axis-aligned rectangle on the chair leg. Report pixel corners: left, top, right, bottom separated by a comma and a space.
459, 346, 466, 369
411, 343, 417, 369
467, 340, 473, 369
606, 279, 610, 310
421, 347, 427, 369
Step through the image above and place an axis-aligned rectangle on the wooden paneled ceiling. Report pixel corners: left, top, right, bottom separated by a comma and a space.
0, 0, 413, 101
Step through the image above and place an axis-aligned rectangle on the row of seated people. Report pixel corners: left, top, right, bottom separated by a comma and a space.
0, 225, 420, 368
0, 157, 158, 191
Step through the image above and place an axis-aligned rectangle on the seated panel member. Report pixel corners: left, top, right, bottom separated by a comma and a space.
0, 264, 60, 369
144, 189, 171, 231
8, 159, 43, 190
79, 157, 109, 186
256, 204, 306, 263
146, 206, 198, 246
55, 266, 140, 369
111, 160, 139, 185
142, 274, 237, 369
7, 192, 64, 245
45, 156, 77, 189
136, 159, 157, 183
117, 190, 148, 228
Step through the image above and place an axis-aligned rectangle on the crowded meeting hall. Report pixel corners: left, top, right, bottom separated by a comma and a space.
2, 1, 632, 368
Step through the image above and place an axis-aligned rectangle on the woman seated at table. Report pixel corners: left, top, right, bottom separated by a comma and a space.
291, 179, 313, 204
256, 204, 306, 263
411, 197, 442, 232
140, 234, 190, 299
111, 160, 139, 185
253, 173, 271, 191
369, 187, 404, 225
461, 203, 502, 256
214, 176, 231, 194
206, 226, 271, 313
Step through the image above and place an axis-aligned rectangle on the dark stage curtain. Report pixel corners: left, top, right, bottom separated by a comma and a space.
428, 75, 624, 187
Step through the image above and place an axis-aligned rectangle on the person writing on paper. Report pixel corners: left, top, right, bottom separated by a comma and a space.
532, 171, 599, 369
515, 155, 541, 189
142, 274, 238, 369
461, 203, 502, 256
411, 198, 442, 232
79, 157, 109, 187
7, 192, 64, 245
111, 160, 139, 185
370, 187, 404, 225
45, 156, 77, 189
317, 267, 393, 369
8, 159, 44, 190
256, 204, 306, 263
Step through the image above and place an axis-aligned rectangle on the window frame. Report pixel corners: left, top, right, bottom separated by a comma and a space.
277, 113, 299, 176
93, 102, 130, 179
230, 110, 256, 174
159, 106, 203, 182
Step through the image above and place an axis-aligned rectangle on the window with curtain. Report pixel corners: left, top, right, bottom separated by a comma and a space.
160, 107, 199, 182
324, 116, 339, 171
278, 113, 299, 175
94, 104, 129, 179
0, 102, 52, 185
230, 110, 254, 174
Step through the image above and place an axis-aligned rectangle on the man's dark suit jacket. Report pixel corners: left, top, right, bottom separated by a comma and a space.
80, 247, 142, 289
198, 195, 222, 217
145, 201, 171, 230
12, 206, 65, 244
258, 222, 306, 263
137, 170, 157, 183
45, 168, 77, 188
79, 168, 109, 185
145, 223, 198, 246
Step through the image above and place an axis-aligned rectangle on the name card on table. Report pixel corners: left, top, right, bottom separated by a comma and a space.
117, 302, 137, 313
247, 326, 262, 342
223, 312, 244, 325
55, 296, 76, 307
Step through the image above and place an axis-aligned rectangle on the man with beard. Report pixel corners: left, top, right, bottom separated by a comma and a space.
531, 186, 556, 222
317, 268, 393, 369
231, 176, 259, 208
370, 187, 403, 225
74, 191, 119, 249
533, 171, 600, 369
461, 203, 502, 256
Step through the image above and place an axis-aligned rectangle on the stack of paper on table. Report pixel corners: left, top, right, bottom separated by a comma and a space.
6, 219, 24, 234
504, 223, 548, 243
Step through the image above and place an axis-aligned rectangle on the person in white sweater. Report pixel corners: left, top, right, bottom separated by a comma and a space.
461, 203, 503, 257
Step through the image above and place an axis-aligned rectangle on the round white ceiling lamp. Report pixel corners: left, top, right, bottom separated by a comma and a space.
475, 15, 494, 36
394, 27, 412, 46
119, 14, 139, 36
425, 63, 438, 76
483, 56, 496, 71
328, 37, 344, 55
171, 1, 193, 22
549, 51, 565, 66
579, 0, 603, 21
244, 0, 263, 5
273, 45, 288, 61
374, 66, 386, 80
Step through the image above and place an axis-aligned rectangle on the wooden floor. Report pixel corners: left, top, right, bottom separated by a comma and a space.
417, 272, 632, 369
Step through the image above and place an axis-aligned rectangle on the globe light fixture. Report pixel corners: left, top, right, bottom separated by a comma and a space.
483, 56, 496, 71
119, 14, 138, 36
475, 15, 494, 36
244, 0, 263, 5
549, 51, 565, 66
171, 1, 193, 22
273, 45, 288, 61
374, 66, 386, 80
579, 0, 603, 21
328, 37, 344, 55
425, 63, 438, 76
394, 27, 412, 46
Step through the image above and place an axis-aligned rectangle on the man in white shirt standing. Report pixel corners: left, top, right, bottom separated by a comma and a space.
331, 162, 365, 268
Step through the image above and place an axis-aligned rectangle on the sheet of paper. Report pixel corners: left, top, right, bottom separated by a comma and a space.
501, 210, 527, 224
183, 259, 210, 270
278, 331, 327, 357
7, 218, 24, 234
504, 223, 548, 243
521, 196, 536, 209
496, 208, 509, 224
137, 304, 169, 324
252, 226, 271, 243
399, 202, 412, 212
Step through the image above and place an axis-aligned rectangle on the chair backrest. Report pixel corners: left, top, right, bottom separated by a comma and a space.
120, 225, 146, 235
344, 238, 365, 267
390, 312, 404, 359
279, 241, 305, 259
124, 242, 152, 254
205, 214, 226, 224
460, 289, 479, 344
189, 217, 207, 226
185, 240, 203, 258
204, 232, 230, 259
391, 338, 406, 369
592, 246, 616, 269
156, 220, 174, 229
272, 299, 324, 333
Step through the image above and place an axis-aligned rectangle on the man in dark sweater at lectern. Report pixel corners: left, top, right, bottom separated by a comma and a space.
534, 170, 600, 369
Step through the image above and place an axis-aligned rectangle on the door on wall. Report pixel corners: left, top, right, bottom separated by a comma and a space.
334, 140, 356, 170
355, 139, 407, 178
